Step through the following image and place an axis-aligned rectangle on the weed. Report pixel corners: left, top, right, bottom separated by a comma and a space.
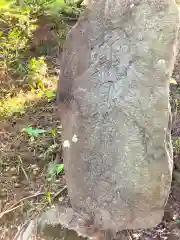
22, 127, 46, 136
12, 107, 25, 114
43, 0, 81, 19
55, 163, 64, 174
45, 191, 52, 205
27, 56, 48, 90
39, 143, 59, 161
174, 138, 180, 154
0, 0, 37, 79
0, 0, 81, 87
0, 2, 82, 235
45, 89, 56, 102
47, 163, 64, 181
51, 128, 57, 137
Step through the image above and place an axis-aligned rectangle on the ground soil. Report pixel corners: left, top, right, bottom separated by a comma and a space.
0, 99, 67, 240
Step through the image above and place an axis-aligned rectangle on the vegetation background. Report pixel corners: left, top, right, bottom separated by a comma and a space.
0, 1, 85, 239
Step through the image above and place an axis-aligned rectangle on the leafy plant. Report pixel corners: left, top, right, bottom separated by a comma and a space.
51, 128, 57, 137
43, 0, 81, 18
174, 138, 180, 154
0, 0, 37, 79
27, 56, 48, 90
22, 127, 46, 136
48, 163, 64, 181
12, 107, 25, 114
45, 89, 56, 102
0, 0, 83, 86
55, 163, 64, 174
39, 143, 59, 161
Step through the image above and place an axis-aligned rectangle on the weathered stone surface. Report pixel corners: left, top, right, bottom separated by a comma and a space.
57, 0, 180, 237
19, 205, 111, 240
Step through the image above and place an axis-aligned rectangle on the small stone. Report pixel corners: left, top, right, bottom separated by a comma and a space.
14, 183, 20, 188
58, 197, 64, 202
31, 164, 37, 168
72, 135, 78, 143
33, 170, 38, 175
10, 167, 16, 172
63, 140, 70, 148
55, 179, 61, 183
6, 167, 10, 171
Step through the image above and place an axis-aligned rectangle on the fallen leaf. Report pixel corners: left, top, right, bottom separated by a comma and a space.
22, 127, 46, 136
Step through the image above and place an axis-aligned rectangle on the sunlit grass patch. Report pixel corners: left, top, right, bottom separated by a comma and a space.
0, 83, 57, 119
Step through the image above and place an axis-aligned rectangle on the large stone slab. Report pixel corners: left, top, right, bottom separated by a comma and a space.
57, 0, 180, 237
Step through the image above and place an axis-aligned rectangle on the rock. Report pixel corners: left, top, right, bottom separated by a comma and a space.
19, 205, 106, 240
56, 0, 180, 237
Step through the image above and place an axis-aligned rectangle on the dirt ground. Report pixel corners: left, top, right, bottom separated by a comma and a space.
0, 15, 69, 240
1, 20, 180, 240
0, 99, 67, 239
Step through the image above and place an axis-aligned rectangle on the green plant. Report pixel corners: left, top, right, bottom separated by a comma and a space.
45, 191, 52, 204
45, 89, 56, 102
22, 126, 46, 136
12, 107, 25, 114
174, 138, 180, 154
43, 0, 81, 18
39, 143, 59, 161
51, 128, 57, 137
48, 163, 64, 181
0, 0, 37, 79
55, 163, 64, 173
27, 56, 48, 90
0, 0, 82, 86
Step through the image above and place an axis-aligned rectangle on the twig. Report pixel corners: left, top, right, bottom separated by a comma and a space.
127, 230, 133, 240
18, 156, 29, 182
12, 219, 35, 240
21, 164, 29, 181
12, 221, 29, 240
0, 186, 68, 220
0, 192, 45, 220
52, 185, 67, 201
61, 16, 78, 21
0, 204, 23, 219
11, 186, 68, 239
2, 134, 23, 151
